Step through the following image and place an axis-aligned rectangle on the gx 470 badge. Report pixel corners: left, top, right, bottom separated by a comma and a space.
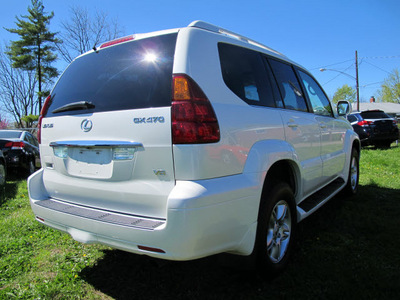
134, 116, 165, 124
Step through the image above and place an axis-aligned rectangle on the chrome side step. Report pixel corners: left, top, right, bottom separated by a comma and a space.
296, 178, 346, 222
36, 199, 165, 230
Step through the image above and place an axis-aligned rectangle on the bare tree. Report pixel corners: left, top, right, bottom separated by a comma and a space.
57, 6, 124, 63
0, 46, 37, 127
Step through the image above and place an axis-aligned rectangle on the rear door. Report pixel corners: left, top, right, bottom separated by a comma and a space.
268, 59, 323, 196
40, 33, 178, 219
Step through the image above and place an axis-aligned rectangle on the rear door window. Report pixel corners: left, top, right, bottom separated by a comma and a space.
46, 33, 177, 117
347, 115, 358, 123
268, 59, 309, 112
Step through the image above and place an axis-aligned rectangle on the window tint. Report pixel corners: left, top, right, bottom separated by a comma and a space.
218, 43, 276, 108
347, 115, 357, 123
46, 33, 177, 117
268, 59, 308, 112
298, 70, 332, 117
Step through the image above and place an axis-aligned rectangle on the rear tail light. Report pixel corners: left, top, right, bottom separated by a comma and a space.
171, 75, 220, 144
5, 141, 25, 149
357, 120, 373, 126
37, 95, 52, 144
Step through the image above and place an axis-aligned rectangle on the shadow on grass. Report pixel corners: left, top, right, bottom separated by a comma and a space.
80, 184, 400, 299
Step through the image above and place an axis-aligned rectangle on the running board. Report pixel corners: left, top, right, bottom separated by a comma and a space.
36, 199, 165, 230
298, 178, 345, 214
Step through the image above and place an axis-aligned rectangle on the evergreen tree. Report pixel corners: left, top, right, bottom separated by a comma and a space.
5, 0, 60, 113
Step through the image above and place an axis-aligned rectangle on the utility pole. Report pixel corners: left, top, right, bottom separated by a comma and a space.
355, 50, 360, 111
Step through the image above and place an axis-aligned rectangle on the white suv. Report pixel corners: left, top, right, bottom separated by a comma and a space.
28, 21, 360, 274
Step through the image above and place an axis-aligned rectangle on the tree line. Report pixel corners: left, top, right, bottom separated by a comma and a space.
0, 0, 122, 128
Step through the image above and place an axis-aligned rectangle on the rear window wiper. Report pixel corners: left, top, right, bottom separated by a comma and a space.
52, 101, 95, 114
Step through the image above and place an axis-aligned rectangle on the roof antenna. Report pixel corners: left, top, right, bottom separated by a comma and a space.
93, 44, 99, 53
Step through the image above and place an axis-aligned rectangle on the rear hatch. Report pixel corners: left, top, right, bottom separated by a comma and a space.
39, 32, 178, 219
361, 111, 397, 136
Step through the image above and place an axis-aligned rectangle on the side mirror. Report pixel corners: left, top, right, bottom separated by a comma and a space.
337, 100, 352, 116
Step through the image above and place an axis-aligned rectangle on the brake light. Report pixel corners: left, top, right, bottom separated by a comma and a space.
171, 75, 220, 144
37, 95, 52, 144
5, 141, 25, 149
357, 120, 373, 126
99, 35, 135, 49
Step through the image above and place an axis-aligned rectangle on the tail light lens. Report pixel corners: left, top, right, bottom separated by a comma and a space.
171, 75, 220, 144
37, 95, 52, 144
5, 141, 25, 149
357, 120, 373, 126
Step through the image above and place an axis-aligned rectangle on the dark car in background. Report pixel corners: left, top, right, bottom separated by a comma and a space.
0, 130, 40, 176
347, 110, 399, 147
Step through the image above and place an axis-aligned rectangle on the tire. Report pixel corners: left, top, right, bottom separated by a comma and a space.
0, 162, 6, 202
27, 159, 36, 176
253, 182, 297, 276
342, 148, 359, 196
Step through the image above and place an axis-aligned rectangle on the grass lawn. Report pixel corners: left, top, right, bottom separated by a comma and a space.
1, 145, 400, 299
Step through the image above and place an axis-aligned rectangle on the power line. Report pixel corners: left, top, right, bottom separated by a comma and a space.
362, 55, 400, 60
310, 59, 353, 71
362, 60, 392, 75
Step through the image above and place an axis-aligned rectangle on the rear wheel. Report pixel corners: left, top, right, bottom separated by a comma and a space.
253, 182, 296, 275
27, 159, 35, 176
0, 162, 6, 202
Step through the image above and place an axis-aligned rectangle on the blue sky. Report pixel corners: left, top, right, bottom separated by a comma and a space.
1, 0, 399, 102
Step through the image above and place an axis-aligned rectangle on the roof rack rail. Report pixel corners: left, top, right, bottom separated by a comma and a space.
188, 20, 284, 57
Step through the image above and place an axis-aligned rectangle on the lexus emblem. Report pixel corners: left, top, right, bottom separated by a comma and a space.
81, 119, 93, 132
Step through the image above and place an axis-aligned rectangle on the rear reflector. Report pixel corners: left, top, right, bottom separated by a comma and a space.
138, 245, 166, 253
171, 75, 220, 144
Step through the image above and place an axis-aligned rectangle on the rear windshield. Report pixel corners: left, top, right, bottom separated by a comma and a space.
0, 131, 22, 139
361, 111, 390, 119
46, 33, 177, 117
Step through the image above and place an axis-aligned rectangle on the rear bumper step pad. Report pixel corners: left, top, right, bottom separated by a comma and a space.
36, 199, 165, 230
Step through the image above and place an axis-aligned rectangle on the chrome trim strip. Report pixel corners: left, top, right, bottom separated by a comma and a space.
49, 141, 143, 148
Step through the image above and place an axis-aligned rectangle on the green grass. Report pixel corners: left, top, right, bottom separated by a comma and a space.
1, 146, 400, 299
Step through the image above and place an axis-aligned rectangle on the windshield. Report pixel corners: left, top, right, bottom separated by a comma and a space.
46, 33, 177, 117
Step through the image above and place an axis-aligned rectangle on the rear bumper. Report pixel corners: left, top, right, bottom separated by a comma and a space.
28, 169, 261, 260
356, 128, 399, 146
